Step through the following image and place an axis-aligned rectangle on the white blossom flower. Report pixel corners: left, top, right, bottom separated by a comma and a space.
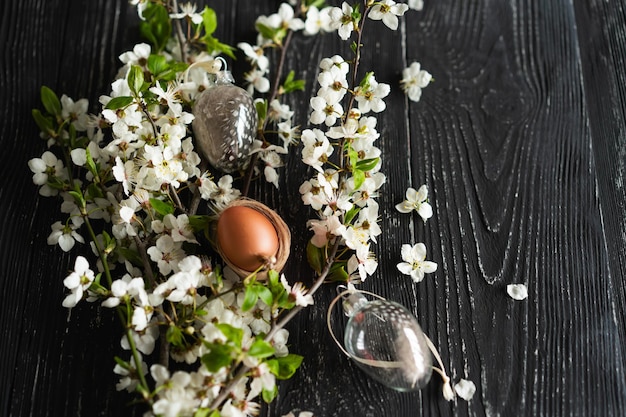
317, 65, 349, 104
249, 363, 276, 399
257, 2, 305, 32
198, 172, 218, 200
238, 42, 270, 73
329, 2, 356, 40
165, 255, 204, 305
368, 0, 409, 30
271, 328, 290, 358
268, 99, 294, 122
147, 235, 185, 275
304, 6, 332, 35
211, 175, 241, 210
281, 275, 314, 307
169, 2, 203, 24
397, 243, 438, 283
347, 243, 378, 281
113, 156, 137, 195
307, 213, 343, 247
454, 378, 476, 401
102, 274, 146, 308
114, 354, 145, 392
244, 68, 271, 94
354, 76, 391, 113
119, 43, 151, 66
309, 95, 342, 126
122, 320, 159, 355
395, 185, 433, 222
60, 95, 90, 131
277, 120, 299, 148
400, 61, 432, 102
507, 284, 528, 300
153, 213, 198, 244
301, 128, 333, 172
62, 256, 95, 308
28, 151, 67, 196
259, 150, 283, 188
47, 219, 85, 252
150, 82, 183, 117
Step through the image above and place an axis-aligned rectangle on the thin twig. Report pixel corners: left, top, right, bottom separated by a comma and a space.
242, 28, 295, 197
170, 0, 188, 63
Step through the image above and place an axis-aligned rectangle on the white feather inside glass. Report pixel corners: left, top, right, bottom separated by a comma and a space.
192, 70, 257, 173
342, 293, 433, 391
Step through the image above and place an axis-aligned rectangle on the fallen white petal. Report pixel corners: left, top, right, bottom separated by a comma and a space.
507, 284, 528, 300
454, 378, 476, 401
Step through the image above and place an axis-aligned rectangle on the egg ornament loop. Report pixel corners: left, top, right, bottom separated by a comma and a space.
328, 288, 434, 392
192, 59, 257, 173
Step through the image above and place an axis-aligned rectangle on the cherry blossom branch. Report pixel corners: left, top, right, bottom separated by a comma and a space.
242, 24, 296, 197
208, 238, 341, 411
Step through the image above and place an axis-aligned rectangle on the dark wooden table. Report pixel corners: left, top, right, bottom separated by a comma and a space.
2, 0, 626, 416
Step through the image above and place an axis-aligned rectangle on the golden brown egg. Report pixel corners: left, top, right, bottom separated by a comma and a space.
216, 205, 280, 271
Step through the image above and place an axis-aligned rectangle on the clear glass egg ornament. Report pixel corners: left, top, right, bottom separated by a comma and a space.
342, 291, 433, 391
192, 67, 258, 173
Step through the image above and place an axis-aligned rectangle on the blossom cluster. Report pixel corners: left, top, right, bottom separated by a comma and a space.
28, 0, 438, 415
292, 1, 432, 286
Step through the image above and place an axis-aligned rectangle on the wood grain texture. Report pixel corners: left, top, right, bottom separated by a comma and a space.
1, 0, 625, 416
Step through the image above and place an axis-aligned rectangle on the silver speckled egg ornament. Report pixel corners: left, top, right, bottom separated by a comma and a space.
192, 70, 257, 173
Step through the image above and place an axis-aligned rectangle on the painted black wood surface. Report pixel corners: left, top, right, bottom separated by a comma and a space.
2, 0, 626, 416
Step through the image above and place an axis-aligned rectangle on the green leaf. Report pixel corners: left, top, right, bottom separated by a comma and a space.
113, 356, 131, 370
267, 354, 303, 380
128, 65, 145, 96
268, 269, 279, 288
327, 262, 350, 283
40, 86, 62, 117
201, 343, 233, 372
248, 339, 275, 359
241, 285, 259, 312
262, 386, 278, 403
166, 325, 184, 346
116, 246, 143, 267
306, 240, 325, 274
68, 190, 85, 208
355, 157, 380, 172
188, 215, 211, 233
202, 35, 236, 59
343, 206, 361, 225
255, 22, 278, 41
267, 269, 283, 296
202, 6, 218, 35
359, 71, 374, 88
282, 70, 305, 93
105, 96, 134, 110
255, 99, 268, 124
139, 3, 171, 52
32, 109, 55, 136
256, 285, 274, 307
85, 182, 104, 200
216, 323, 243, 347
85, 147, 99, 180
352, 168, 365, 191
194, 409, 220, 417
307, 0, 326, 8
102, 230, 116, 254
147, 54, 168, 76
347, 146, 359, 168
149, 198, 175, 216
